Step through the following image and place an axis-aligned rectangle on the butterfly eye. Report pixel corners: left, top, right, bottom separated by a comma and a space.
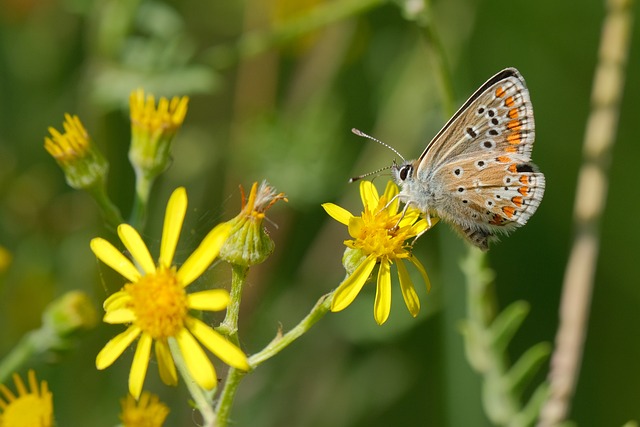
399, 165, 412, 181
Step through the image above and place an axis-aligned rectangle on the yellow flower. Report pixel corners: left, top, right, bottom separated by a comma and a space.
0, 370, 53, 427
220, 181, 287, 267
91, 187, 249, 399
322, 180, 436, 325
128, 89, 189, 178
44, 114, 109, 190
120, 392, 169, 427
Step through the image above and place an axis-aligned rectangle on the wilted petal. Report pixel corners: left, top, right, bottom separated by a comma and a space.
129, 333, 152, 399
187, 289, 230, 311
159, 187, 187, 268
374, 259, 392, 325
397, 259, 420, 317
176, 328, 217, 390
331, 255, 376, 312
118, 224, 156, 275
187, 317, 249, 370
96, 326, 141, 370
90, 238, 140, 282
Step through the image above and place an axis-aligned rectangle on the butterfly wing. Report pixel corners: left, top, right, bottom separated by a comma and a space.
416, 68, 545, 250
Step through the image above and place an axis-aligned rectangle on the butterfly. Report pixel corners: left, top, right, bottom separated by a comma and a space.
355, 68, 545, 251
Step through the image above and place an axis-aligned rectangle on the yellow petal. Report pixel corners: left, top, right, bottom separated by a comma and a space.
177, 222, 232, 287
118, 224, 156, 275
176, 328, 217, 390
321, 203, 353, 226
374, 259, 392, 325
155, 339, 178, 386
90, 238, 140, 282
129, 333, 152, 399
397, 259, 420, 317
103, 307, 135, 324
331, 255, 376, 312
187, 289, 230, 311
408, 254, 431, 292
347, 216, 364, 239
96, 326, 141, 370
359, 181, 379, 212
159, 187, 187, 268
187, 317, 249, 370
382, 181, 399, 213
104, 291, 130, 310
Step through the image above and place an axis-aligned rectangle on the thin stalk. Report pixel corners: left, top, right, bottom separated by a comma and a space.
168, 338, 216, 427
539, 0, 634, 424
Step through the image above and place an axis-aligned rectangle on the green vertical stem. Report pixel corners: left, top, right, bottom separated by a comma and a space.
168, 338, 216, 427
218, 264, 248, 345
88, 182, 124, 230
130, 169, 155, 230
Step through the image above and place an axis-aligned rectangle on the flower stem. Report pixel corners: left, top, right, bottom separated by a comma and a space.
218, 264, 248, 345
248, 292, 332, 367
213, 292, 333, 426
87, 182, 124, 231
0, 331, 38, 383
130, 168, 155, 230
168, 338, 216, 427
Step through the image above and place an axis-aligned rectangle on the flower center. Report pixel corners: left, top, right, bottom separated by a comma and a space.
351, 208, 413, 259
125, 267, 188, 339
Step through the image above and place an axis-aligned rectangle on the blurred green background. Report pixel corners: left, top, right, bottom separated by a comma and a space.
1, 0, 639, 425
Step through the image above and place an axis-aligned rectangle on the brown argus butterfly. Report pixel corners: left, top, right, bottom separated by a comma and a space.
355, 68, 545, 251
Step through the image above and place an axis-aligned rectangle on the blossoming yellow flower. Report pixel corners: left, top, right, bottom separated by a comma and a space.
0, 370, 53, 427
120, 391, 169, 427
91, 187, 249, 399
322, 180, 436, 325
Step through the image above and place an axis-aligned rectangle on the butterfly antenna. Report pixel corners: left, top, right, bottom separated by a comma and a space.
349, 165, 393, 183
351, 128, 406, 163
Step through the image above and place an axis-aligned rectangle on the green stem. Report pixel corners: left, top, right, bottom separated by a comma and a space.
88, 182, 124, 230
130, 168, 155, 230
0, 331, 38, 383
218, 264, 248, 345
213, 292, 333, 426
168, 338, 216, 427
248, 292, 333, 367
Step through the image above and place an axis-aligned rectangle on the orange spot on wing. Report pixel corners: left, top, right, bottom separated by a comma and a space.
502, 206, 515, 218
496, 156, 511, 163
518, 186, 530, 197
490, 214, 504, 225
507, 133, 521, 145
495, 87, 506, 98
519, 175, 529, 185
507, 120, 521, 131
508, 164, 518, 173
512, 196, 523, 207
505, 96, 515, 107
505, 146, 518, 153
508, 108, 519, 118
